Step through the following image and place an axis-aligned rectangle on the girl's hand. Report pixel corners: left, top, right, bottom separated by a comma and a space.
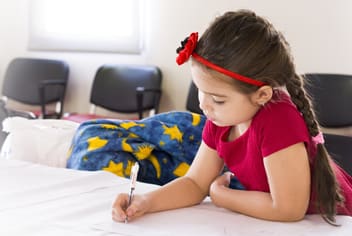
112, 193, 150, 222
209, 172, 233, 206
211, 172, 233, 188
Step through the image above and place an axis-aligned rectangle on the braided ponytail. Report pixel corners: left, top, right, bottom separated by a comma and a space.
286, 73, 344, 225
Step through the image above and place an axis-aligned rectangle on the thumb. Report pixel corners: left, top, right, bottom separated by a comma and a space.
224, 171, 234, 179
126, 204, 137, 217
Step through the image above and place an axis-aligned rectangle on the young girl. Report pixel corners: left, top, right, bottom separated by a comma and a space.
112, 10, 352, 224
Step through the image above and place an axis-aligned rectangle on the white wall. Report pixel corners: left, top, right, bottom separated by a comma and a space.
0, 0, 352, 117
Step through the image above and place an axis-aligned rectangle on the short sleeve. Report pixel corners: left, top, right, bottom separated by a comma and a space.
259, 103, 310, 157
202, 119, 217, 149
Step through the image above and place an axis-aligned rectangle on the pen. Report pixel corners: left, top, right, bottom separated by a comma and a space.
125, 162, 139, 223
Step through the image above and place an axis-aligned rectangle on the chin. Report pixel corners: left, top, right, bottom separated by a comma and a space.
211, 120, 226, 127
207, 116, 230, 127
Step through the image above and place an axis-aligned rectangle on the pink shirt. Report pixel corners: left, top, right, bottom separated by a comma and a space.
202, 91, 351, 215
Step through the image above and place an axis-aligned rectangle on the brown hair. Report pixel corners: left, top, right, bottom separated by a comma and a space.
194, 9, 344, 224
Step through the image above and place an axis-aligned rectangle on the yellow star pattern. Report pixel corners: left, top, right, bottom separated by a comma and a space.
87, 136, 108, 151
103, 160, 134, 177
101, 124, 118, 129
192, 113, 202, 126
173, 162, 190, 177
121, 138, 133, 152
162, 125, 183, 142
103, 160, 125, 177
134, 144, 153, 160
148, 154, 161, 179
120, 121, 145, 130
128, 133, 139, 138
159, 141, 165, 146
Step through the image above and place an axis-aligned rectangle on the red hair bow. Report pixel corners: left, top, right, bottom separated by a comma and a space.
175, 32, 266, 87
176, 32, 198, 65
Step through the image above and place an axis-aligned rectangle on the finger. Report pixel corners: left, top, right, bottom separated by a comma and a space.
111, 207, 122, 222
112, 208, 124, 222
126, 203, 138, 217
112, 194, 129, 222
218, 172, 232, 186
224, 171, 234, 177
125, 197, 146, 221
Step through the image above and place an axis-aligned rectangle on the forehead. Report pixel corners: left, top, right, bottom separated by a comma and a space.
191, 64, 235, 95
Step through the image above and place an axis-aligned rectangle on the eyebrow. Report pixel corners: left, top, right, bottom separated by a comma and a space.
202, 91, 227, 98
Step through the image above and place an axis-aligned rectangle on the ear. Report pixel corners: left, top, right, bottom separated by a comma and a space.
252, 86, 273, 106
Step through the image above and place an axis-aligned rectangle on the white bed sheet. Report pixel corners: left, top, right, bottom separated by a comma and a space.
1, 159, 351, 236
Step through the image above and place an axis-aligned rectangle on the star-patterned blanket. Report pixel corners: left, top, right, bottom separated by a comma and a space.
66, 111, 206, 185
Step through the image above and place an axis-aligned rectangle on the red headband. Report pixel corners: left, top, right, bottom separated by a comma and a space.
176, 32, 266, 87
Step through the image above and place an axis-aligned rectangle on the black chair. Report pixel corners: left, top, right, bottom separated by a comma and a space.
1, 57, 69, 119
303, 73, 352, 175
323, 133, 352, 176
63, 64, 162, 123
186, 81, 203, 115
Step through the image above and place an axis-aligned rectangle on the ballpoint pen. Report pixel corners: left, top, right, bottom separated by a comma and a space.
125, 162, 139, 223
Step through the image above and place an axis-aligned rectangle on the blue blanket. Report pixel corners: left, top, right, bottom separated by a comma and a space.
67, 111, 206, 185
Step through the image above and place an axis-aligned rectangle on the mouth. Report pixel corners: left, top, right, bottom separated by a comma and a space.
203, 110, 216, 123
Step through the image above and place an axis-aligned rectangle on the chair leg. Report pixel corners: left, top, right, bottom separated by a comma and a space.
136, 87, 144, 119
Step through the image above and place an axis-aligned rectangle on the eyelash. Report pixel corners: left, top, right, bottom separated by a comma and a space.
212, 98, 225, 104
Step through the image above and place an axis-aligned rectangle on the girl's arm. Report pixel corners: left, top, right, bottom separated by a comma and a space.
210, 142, 311, 222
146, 141, 224, 213
112, 141, 224, 222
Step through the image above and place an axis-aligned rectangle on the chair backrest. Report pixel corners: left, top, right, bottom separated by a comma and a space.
2, 57, 69, 104
2, 57, 69, 118
186, 81, 203, 114
303, 73, 352, 175
303, 73, 352, 127
90, 64, 162, 113
324, 133, 352, 175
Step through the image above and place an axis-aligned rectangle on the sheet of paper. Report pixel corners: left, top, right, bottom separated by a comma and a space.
1, 159, 351, 236
91, 210, 352, 236
92, 221, 170, 236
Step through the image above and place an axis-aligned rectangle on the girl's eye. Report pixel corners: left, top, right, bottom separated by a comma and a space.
212, 97, 225, 104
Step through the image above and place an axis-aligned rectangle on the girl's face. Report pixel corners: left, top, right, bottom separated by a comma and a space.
191, 65, 260, 127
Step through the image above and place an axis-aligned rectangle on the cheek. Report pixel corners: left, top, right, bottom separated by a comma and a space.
214, 102, 252, 122
197, 92, 203, 105
212, 105, 234, 120
198, 92, 209, 110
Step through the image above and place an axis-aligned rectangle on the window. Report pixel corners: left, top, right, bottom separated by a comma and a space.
28, 0, 143, 54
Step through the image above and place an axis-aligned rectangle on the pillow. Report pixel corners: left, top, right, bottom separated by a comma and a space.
1, 117, 79, 167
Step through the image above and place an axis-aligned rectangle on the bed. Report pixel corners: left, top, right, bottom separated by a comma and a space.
0, 117, 351, 236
